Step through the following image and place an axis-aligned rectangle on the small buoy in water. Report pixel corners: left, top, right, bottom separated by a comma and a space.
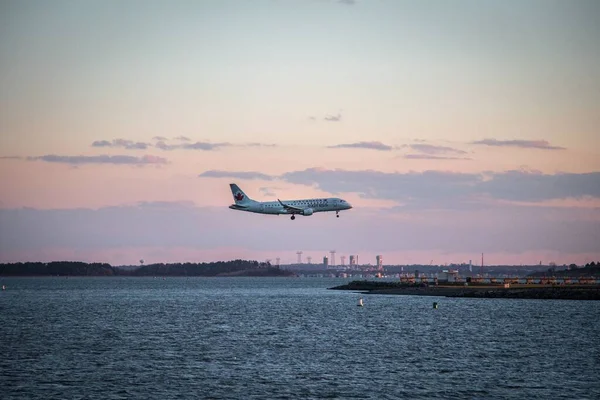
357, 297, 364, 307
433, 302, 438, 309
1, 285, 5, 291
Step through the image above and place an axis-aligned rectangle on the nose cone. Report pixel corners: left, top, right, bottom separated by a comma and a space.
346, 202, 353, 210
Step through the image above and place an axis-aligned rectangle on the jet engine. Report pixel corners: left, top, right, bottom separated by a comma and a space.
302, 208, 314, 216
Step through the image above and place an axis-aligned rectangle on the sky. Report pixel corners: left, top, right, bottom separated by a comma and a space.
1, 0, 599, 266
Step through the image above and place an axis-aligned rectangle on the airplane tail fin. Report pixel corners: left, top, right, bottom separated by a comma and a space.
230, 183, 252, 204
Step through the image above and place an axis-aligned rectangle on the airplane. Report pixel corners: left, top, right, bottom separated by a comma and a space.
228, 183, 352, 220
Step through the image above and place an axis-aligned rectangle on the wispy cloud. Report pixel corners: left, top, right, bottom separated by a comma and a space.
471, 138, 566, 150
244, 142, 277, 148
328, 141, 393, 151
28, 154, 168, 165
324, 113, 342, 122
156, 141, 231, 151
199, 170, 274, 181
174, 136, 191, 141
479, 170, 600, 202
308, 111, 343, 122
91, 139, 150, 150
338, 0, 356, 5
155, 141, 275, 151
405, 144, 468, 155
280, 168, 600, 204
282, 168, 477, 201
259, 187, 281, 197
0, 156, 22, 160
200, 166, 600, 210
403, 154, 470, 160
152, 136, 168, 141
399, 143, 470, 160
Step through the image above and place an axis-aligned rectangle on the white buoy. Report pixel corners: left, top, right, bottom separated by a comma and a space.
357, 297, 364, 307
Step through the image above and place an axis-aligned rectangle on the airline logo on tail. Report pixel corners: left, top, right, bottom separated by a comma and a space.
230, 184, 250, 204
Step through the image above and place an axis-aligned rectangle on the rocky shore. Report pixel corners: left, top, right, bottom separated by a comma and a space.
329, 281, 600, 300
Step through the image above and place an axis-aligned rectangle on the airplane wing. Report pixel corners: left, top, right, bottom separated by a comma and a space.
278, 199, 304, 213
229, 204, 250, 210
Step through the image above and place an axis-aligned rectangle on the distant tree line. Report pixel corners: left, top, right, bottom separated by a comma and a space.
529, 262, 600, 277
0, 260, 291, 277
129, 260, 283, 277
0, 261, 116, 276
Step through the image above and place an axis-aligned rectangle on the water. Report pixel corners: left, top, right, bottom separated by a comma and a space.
1, 277, 599, 399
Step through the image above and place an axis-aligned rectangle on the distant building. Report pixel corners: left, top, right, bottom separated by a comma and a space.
376, 255, 383, 270
323, 256, 329, 267
439, 269, 459, 282
349, 255, 356, 266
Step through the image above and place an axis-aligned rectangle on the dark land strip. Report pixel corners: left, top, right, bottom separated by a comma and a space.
330, 281, 600, 300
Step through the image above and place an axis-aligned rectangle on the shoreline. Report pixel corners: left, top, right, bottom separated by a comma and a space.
330, 281, 600, 300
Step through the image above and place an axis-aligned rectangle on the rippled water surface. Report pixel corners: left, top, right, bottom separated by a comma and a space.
1, 277, 599, 399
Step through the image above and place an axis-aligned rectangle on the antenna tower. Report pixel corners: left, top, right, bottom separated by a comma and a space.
296, 251, 303, 264
480, 253, 484, 277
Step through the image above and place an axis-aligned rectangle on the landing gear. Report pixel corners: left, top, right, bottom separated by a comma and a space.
336, 211, 340, 218
291, 215, 296, 220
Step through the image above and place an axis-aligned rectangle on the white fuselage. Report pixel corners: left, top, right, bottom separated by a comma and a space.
228, 183, 352, 220
229, 197, 352, 216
